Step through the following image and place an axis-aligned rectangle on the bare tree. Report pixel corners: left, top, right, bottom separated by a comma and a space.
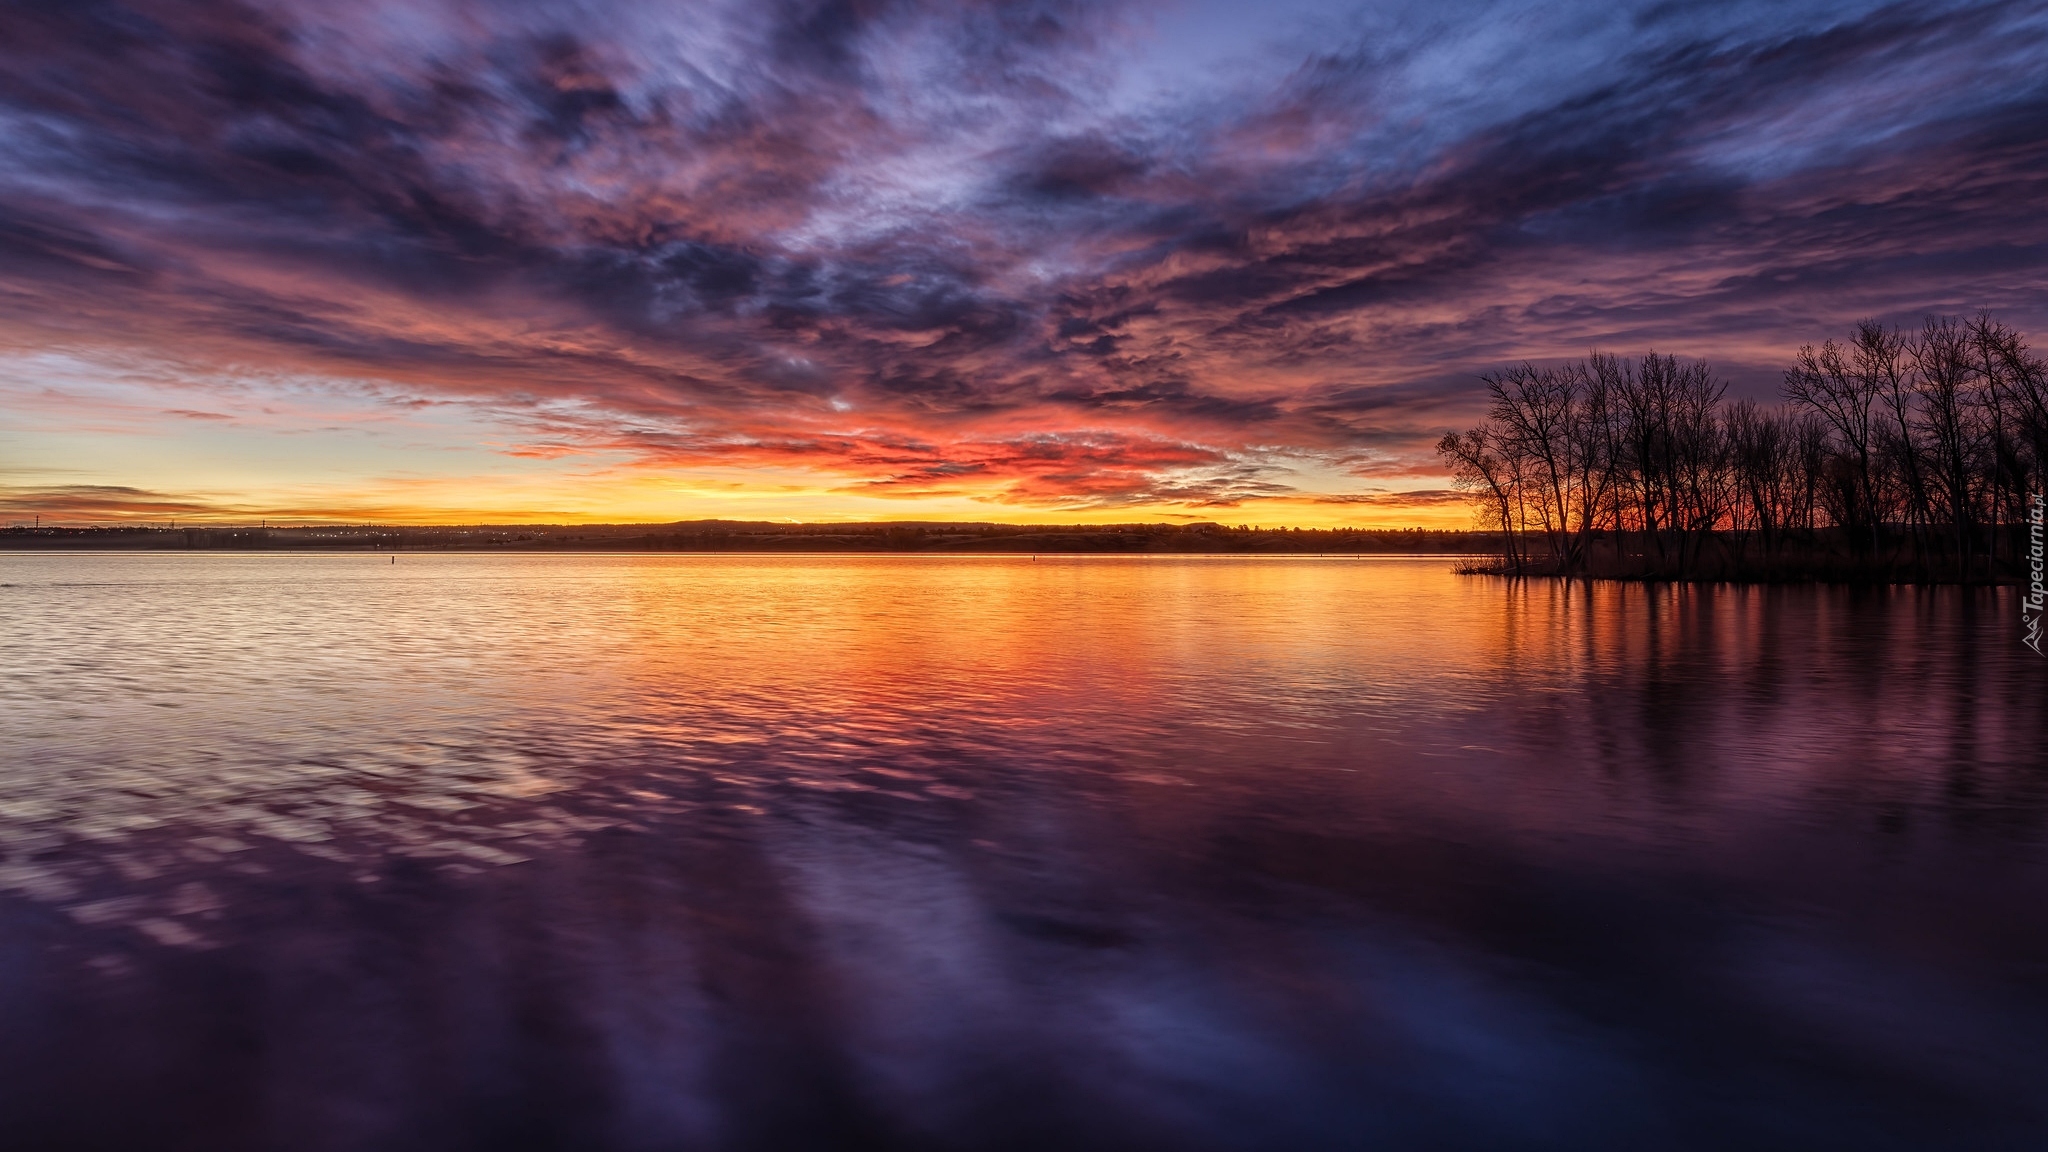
1785, 337, 1882, 554
1446, 315, 2038, 582
1567, 356, 1626, 571
1617, 353, 1681, 563
1438, 427, 1524, 573
1970, 315, 2037, 567
1482, 363, 1581, 569
1851, 319, 1930, 567
1985, 323, 2048, 510
1784, 411, 1828, 537
1910, 318, 1986, 579
1727, 399, 1790, 565
1667, 357, 1730, 568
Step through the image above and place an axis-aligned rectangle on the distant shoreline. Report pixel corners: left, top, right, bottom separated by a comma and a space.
11, 524, 2027, 583
0, 522, 1496, 556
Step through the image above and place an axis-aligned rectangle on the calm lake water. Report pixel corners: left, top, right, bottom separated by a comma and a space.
1, 553, 2044, 1150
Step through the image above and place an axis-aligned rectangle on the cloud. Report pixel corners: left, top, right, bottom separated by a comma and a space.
0, 484, 227, 520
0, 481, 591, 525
0, 0, 2042, 516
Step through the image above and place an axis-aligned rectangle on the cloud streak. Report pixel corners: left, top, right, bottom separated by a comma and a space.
0, 0, 2043, 520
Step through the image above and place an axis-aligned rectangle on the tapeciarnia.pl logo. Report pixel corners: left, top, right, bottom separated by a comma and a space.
2026, 491, 2045, 656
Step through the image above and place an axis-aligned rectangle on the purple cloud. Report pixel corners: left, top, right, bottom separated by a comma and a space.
0, 0, 2042, 515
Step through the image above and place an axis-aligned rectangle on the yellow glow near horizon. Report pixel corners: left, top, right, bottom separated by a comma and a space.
0, 352, 1475, 531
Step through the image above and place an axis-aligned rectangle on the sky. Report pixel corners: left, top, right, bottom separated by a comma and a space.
1, 0, 2045, 527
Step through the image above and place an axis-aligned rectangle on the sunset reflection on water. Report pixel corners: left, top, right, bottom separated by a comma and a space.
1, 554, 2044, 1150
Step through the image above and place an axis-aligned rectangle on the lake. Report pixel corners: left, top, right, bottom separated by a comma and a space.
1, 553, 2043, 1150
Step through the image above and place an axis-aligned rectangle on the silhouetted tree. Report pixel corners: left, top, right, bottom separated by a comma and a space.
1443, 313, 2043, 582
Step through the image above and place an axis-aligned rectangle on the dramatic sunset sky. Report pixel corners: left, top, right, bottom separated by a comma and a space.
2, 0, 2045, 526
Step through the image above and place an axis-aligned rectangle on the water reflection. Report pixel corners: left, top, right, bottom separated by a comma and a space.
0, 554, 2044, 1149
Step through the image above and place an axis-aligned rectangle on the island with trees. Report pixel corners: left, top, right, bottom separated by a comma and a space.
1438, 314, 2045, 583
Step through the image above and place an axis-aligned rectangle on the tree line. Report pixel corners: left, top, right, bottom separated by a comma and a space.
1, 521, 1505, 555
1437, 314, 2048, 581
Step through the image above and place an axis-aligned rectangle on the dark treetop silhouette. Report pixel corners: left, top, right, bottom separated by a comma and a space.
1438, 315, 2048, 582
